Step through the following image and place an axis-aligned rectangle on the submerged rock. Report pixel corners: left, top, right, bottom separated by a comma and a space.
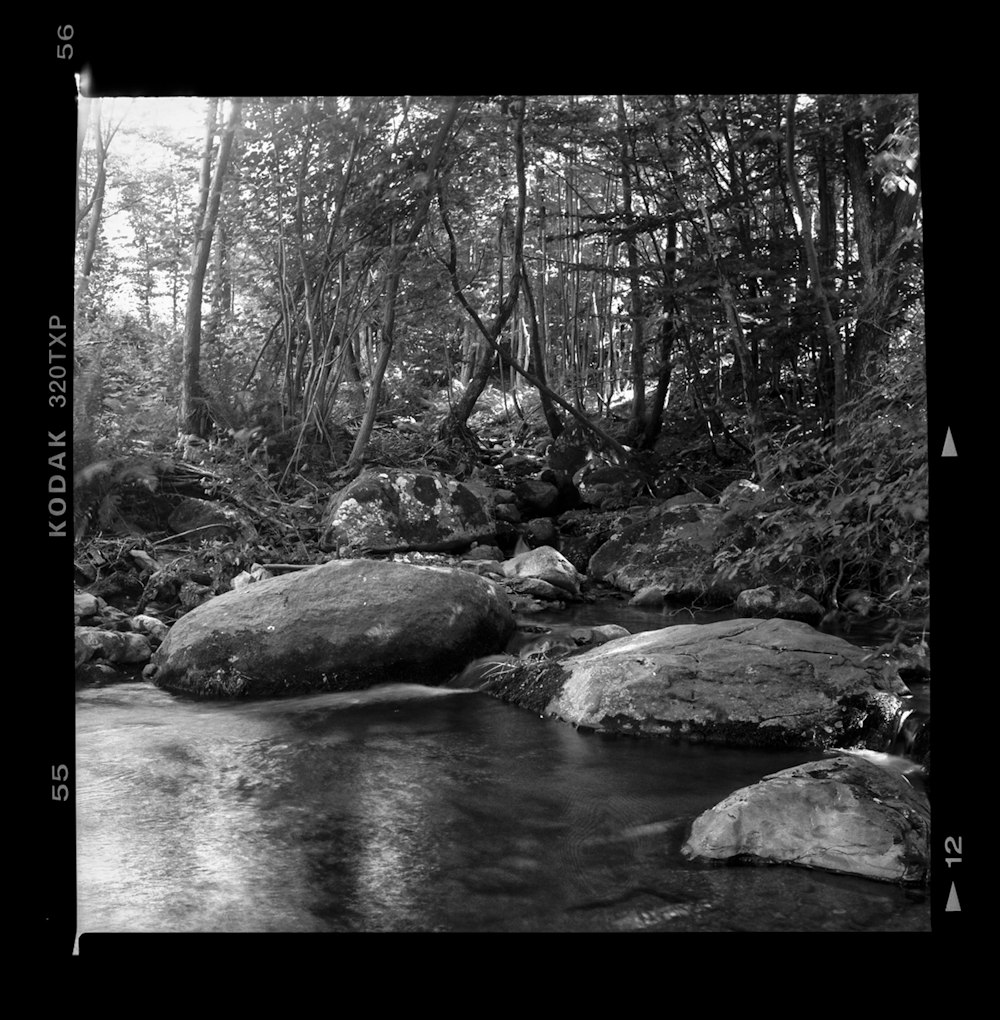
681, 755, 930, 884
483, 617, 908, 750
149, 559, 515, 698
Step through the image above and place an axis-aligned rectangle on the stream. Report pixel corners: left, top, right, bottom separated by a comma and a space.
76, 597, 931, 935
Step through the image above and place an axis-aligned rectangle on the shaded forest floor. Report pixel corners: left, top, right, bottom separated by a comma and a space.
73, 378, 929, 672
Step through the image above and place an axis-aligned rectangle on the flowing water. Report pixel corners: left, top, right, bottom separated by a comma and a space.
76, 598, 931, 936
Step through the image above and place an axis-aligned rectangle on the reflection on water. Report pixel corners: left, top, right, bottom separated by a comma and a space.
525, 596, 741, 638
77, 676, 930, 935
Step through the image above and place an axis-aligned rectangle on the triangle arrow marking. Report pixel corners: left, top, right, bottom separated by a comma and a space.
945, 883, 961, 912
942, 427, 957, 458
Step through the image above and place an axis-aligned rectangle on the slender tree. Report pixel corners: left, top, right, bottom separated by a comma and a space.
180, 98, 242, 437
75, 99, 126, 314
343, 96, 461, 473
701, 203, 769, 482
438, 97, 527, 440
616, 96, 646, 432
842, 95, 920, 387
785, 94, 846, 464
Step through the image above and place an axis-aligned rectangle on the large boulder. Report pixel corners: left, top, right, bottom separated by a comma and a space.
319, 469, 496, 556
681, 755, 930, 884
481, 617, 908, 749
587, 502, 751, 601
587, 480, 799, 602
149, 559, 515, 698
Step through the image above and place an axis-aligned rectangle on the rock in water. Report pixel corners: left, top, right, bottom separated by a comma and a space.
629, 585, 665, 607
735, 585, 824, 623
681, 755, 930, 884
486, 617, 908, 750
149, 560, 515, 698
502, 545, 583, 596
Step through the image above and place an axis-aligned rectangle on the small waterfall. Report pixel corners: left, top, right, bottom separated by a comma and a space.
891, 708, 930, 761
444, 654, 518, 690
888, 693, 930, 768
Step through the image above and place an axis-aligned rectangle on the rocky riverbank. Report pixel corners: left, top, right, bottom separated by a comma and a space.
75, 464, 930, 886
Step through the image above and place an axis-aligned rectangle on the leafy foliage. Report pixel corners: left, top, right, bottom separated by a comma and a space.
721, 313, 928, 610
73, 94, 926, 612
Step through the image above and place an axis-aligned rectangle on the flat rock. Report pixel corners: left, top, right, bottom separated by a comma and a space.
505, 576, 566, 601
150, 559, 515, 698
681, 755, 930, 884
483, 617, 908, 749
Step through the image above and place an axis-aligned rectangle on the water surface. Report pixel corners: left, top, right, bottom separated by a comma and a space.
78, 665, 930, 934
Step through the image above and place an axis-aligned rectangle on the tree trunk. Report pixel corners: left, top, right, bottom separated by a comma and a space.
344, 97, 461, 473
440, 98, 527, 433
641, 218, 678, 447
180, 99, 242, 438
521, 266, 563, 440
617, 96, 645, 429
75, 100, 119, 314
843, 105, 921, 387
700, 205, 769, 481
785, 95, 846, 466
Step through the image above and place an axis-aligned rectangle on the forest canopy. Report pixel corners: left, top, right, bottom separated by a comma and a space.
73, 93, 926, 613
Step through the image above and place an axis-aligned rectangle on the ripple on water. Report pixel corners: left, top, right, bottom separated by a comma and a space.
76, 622, 930, 934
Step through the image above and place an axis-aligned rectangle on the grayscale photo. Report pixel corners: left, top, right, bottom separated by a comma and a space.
66, 88, 933, 938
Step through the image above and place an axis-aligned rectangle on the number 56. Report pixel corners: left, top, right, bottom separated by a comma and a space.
57, 25, 73, 60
